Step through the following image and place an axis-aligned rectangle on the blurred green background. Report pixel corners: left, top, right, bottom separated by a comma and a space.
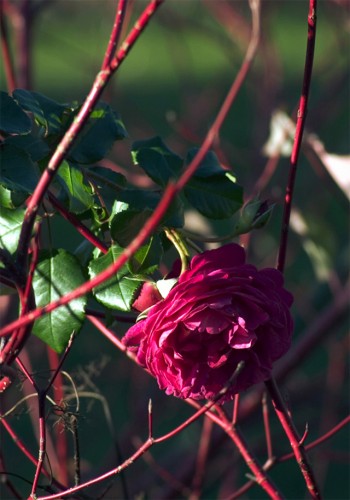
1, 1, 349, 499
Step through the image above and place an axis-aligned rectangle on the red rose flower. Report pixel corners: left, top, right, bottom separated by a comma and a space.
122, 244, 293, 401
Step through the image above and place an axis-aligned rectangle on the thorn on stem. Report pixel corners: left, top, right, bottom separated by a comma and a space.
299, 423, 309, 446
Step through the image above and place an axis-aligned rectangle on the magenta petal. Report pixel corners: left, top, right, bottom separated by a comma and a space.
122, 242, 293, 402
184, 309, 230, 334
122, 320, 146, 348
182, 243, 245, 280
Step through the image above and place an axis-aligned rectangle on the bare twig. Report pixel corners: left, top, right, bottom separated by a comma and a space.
30, 334, 75, 498
265, 377, 321, 499
279, 415, 350, 462
36, 362, 245, 500
277, 0, 318, 273
101, 0, 128, 70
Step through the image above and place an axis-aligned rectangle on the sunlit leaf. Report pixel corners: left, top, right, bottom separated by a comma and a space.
0, 206, 25, 254
128, 236, 162, 275
109, 200, 153, 247
56, 161, 94, 213
32, 249, 87, 353
88, 245, 143, 311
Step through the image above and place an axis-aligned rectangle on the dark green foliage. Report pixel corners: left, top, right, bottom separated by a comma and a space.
0, 90, 271, 352
0, 92, 32, 134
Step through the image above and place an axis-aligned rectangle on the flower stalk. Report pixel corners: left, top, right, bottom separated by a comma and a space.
165, 228, 191, 274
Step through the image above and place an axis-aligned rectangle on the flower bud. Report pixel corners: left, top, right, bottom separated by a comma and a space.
234, 199, 273, 234
132, 282, 163, 313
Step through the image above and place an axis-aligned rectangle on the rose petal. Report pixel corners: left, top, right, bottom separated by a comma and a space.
122, 243, 293, 402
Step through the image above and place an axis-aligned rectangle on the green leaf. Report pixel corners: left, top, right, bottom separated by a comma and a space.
87, 165, 127, 190
131, 136, 183, 186
128, 236, 162, 274
109, 200, 153, 247
5, 134, 50, 162
0, 206, 25, 254
118, 188, 184, 229
13, 89, 70, 136
183, 149, 243, 219
56, 161, 94, 214
0, 144, 40, 207
185, 148, 229, 178
0, 185, 27, 209
86, 165, 127, 214
0, 92, 32, 135
184, 174, 243, 219
32, 249, 87, 353
69, 102, 127, 164
88, 245, 143, 311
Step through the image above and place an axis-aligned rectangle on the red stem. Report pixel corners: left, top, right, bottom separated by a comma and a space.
262, 392, 274, 460
232, 394, 240, 425
74, 316, 288, 500
47, 348, 68, 486
7, 349, 62, 486
101, 0, 128, 70
30, 333, 75, 498
226, 415, 350, 499
86, 314, 127, 352
15, 354, 37, 389
265, 378, 321, 499
265, 3, 319, 497
0, 0, 164, 368
0, 6, 17, 91
110, 0, 164, 71
37, 437, 155, 500
1, 0, 260, 340
16, 71, 110, 268
176, 0, 260, 192
36, 363, 244, 500
91, 319, 285, 500
0, 183, 177, 338
30, 398, 46, 497
214, 405, 283, 500
277, 0, 317, 273
23, 221, 41, 308
48, 192, 108, 254
0, 224, 38, 367
16, 0, 164, 270
279, 415, 350, 463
